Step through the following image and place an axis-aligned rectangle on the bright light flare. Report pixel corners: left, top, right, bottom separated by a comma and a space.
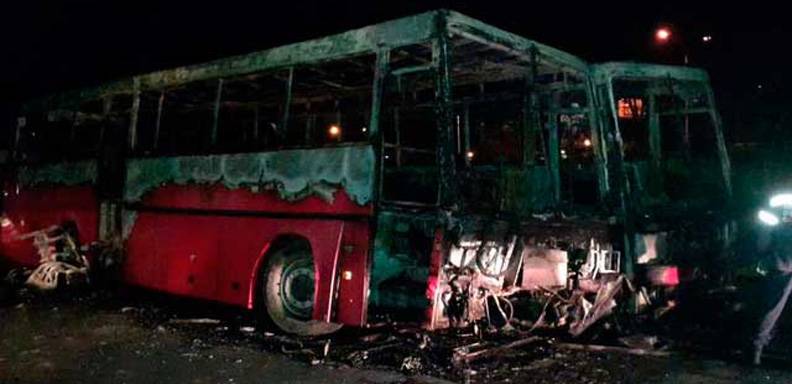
328, 125, 341, 138
583, 138, 592, 147
758, 209, 780, 226
466, 150, 475, 160
655, 27, 671, 42
702, 35, 712, 43
769, 193, 792, 208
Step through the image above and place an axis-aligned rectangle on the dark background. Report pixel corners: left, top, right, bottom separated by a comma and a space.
1, 0, 790, 143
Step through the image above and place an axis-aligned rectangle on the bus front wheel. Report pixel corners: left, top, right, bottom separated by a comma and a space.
262, 242, 342, 336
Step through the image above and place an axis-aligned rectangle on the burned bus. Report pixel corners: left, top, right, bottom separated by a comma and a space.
0, 10, 731, 335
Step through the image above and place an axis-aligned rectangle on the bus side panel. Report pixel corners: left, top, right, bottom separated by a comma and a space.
124, 211, 371, 325
0, 185, 98, 267
335, 220, 370, 326
134, 183, 372, 217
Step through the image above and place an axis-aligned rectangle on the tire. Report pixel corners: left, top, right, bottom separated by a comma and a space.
262, 242, 342, 336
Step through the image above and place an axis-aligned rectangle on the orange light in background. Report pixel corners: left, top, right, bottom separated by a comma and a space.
583, 138, 592, 147
466, 150, 475, 160
655, 27, 671, 42
328, 125, 341, 138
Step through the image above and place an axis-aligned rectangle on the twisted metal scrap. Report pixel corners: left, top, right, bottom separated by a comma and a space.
17, 226, 89, 290
569, 275, 630, 337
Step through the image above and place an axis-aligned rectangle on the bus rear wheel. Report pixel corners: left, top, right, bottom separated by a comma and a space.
262, 242, 342, 336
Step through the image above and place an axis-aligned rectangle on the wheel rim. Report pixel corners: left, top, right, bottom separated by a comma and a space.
279, 258, 315, 320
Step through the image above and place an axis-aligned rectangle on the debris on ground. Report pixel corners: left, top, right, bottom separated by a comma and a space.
4, 249, 792, 384
3, 285, 792, 384
168, 318, 222, 325
554, 342, 671, 357
453, 336, 542, 365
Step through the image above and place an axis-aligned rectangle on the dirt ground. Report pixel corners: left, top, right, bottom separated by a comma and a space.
2, 288, 792, 384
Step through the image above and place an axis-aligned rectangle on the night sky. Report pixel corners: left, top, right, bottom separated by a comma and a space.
2, 0, 790, 140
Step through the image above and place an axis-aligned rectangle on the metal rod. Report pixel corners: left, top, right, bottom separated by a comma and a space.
100, 96, 113, 145
706, 86, 733, 196
605, 78, 634, 278
154, 90, 165, 149
128, 78, 141, 151
371, 49, 391, 201
548, 95, 561, 204
433, 17, 457, 206
463, 102, 470, 158
211, 78, 224, 146
585, 79, 609, 196
390, 64, 432, 77
369, 51, 390, 138
281, 67, 294, 138
648, 93, 661, 169
524, 46, 540, 167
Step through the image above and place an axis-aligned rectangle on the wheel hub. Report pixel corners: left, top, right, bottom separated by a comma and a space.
280, 259, 315, 320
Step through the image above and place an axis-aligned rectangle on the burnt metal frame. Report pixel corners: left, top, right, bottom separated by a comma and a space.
591, 62, 732, 198
7, 9, 736, 301
13, 10, 731, 219
591, 62, 732, 276
16, 10, 594, 210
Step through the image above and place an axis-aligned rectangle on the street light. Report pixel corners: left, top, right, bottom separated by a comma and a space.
655, 27, 671, 43
654, 25, 688, 64
328, 124, 341, 138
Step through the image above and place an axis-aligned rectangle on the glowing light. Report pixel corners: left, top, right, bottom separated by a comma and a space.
466, 150, 475, 160
618, 98, 644, 119
361, 127, 367, 133
583, 138, 592, 147
758, 209, 780, 226
655, 27, 671, 42
328, 125, 341, 137
342, 270, 353, 281
770, 193, 792, 208
702, 35, 712, 42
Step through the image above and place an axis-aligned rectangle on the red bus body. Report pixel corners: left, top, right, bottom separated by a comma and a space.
124, 185, 372, 325
1, 147, 375, 327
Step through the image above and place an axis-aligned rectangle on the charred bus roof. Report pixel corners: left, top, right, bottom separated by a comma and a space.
23, 9, 593, 112
591, 62, 710, 83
